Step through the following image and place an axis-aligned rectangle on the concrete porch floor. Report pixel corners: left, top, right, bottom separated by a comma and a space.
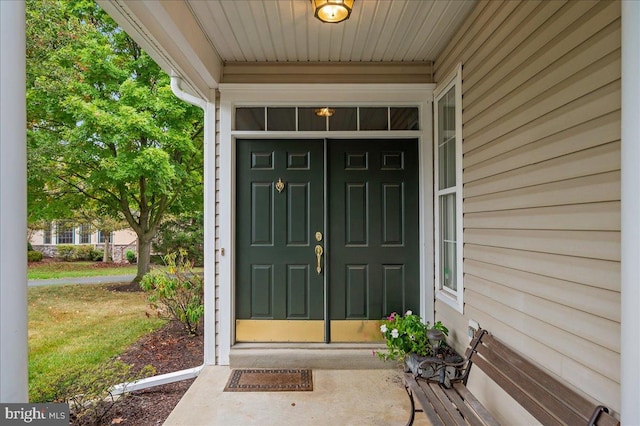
164, 366, 431, 425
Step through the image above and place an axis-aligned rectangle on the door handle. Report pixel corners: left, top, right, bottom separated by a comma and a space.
315, 245, 324, 274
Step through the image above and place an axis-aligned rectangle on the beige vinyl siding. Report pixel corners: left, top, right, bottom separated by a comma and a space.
465, 202, 620, 231
434, 0, 621, 417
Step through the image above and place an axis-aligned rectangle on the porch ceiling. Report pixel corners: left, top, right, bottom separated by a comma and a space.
98, 0, 476, 100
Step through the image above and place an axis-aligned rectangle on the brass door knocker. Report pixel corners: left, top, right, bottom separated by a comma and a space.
275, 178, 285, 193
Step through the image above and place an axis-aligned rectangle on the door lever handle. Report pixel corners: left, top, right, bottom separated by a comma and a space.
315, 245, 324, 274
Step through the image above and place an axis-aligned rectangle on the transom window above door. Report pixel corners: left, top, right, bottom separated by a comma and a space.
235, 106, 419, 131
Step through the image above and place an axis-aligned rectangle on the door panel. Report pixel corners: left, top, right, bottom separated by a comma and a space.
345, 183, 368, 244
250, 265, 272, 317
287, 264, 310, 317
236, 140, 325, 338
329, 139, 420, 326
287, 183, 310, 245
251, 183, 273, 245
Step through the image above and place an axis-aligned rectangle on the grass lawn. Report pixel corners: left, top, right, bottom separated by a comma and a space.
28, 284, 165, 402
28, 261, 138, 280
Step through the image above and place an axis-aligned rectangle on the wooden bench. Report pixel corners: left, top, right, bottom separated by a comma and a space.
403, 328, 619, 426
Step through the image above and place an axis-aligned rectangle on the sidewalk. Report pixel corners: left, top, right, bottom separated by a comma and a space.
27, 274, 136, 287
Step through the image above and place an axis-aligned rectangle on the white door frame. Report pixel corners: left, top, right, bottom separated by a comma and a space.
217, 83, 435, 364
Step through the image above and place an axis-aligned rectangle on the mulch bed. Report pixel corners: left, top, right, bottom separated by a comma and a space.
81, 304, 204, 425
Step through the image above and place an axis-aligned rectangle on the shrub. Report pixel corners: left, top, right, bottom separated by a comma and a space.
153, 212, 204, 266
56, 245, 75, 261
74, 245, 95, 261
65, 359, 155, 426
90, 249, 103, 261
27, 241, 33, 251
27, 250, 43, 262
140, 250, 204, 335
125, 249, 137, 264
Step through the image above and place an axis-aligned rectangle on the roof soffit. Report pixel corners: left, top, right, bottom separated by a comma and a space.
98, 0, 223, 99
99, 0, 477, 93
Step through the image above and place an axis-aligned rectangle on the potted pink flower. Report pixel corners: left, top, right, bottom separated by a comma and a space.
376, 311, 460, 380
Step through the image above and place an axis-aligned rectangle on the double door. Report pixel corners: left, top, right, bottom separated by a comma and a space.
236, 139, 419, 342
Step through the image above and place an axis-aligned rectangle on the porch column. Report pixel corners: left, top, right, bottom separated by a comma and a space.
621, 1, 640, 424
0, 0, 29, 402
202, 97, 217, 365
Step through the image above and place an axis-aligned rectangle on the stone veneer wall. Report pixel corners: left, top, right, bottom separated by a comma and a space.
31, 244, 133, 263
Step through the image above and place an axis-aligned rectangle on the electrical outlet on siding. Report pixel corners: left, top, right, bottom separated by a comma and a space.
468, 319, 479, 340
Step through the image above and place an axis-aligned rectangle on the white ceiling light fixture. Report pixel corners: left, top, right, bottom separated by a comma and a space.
312, 0, 354, 24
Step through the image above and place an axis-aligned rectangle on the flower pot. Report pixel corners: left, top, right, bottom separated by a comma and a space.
404, 353, 438, 378
404, 346, 464, 384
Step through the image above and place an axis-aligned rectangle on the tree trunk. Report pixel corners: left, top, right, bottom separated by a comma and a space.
102, 231, 111, 263
135, 235, 152, 282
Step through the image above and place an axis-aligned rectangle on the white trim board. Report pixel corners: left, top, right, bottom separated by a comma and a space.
217, 83, 435, 364
433, 63, 464, 314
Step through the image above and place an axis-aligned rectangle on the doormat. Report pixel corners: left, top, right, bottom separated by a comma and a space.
224, 368, 313, 392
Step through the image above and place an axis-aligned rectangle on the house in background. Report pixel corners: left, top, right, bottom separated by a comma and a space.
1, 0, 638, 424
29, 223, 137, 263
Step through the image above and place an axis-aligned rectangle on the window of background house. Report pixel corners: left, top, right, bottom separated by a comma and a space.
98, 230, 114, 243
56, 222, 74, 245
43, 222, 52, 244
434, 64, 463, 313
79, 223, 92, 244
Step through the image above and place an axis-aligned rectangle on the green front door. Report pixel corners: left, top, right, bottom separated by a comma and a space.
236, 139, 326, 341
236, 138, 419, 342
328, 139, 419, 341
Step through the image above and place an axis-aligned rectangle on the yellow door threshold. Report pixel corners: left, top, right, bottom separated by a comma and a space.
235, 320, 385, 343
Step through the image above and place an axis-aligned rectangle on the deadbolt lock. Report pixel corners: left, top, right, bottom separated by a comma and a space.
315, 231, 323, 242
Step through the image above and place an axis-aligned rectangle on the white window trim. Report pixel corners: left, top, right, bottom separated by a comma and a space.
434, 63, 464, 313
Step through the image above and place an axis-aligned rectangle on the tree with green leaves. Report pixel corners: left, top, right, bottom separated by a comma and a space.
74, 204, 129, 262
26, 0, 204, 281
153, 211, 204, 266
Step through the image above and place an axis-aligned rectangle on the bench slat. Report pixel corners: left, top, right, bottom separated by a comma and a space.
472, 351, 569, 426
479, 333, 619, 426
404, 373, 446, 426
481, 334, 595, 419
475, 346, 593, 425
445, 383, 497, 426
425, 381, 469, 426
415, 379, 467, 426
480, 340, 619, 426
451, 383, 501, 426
